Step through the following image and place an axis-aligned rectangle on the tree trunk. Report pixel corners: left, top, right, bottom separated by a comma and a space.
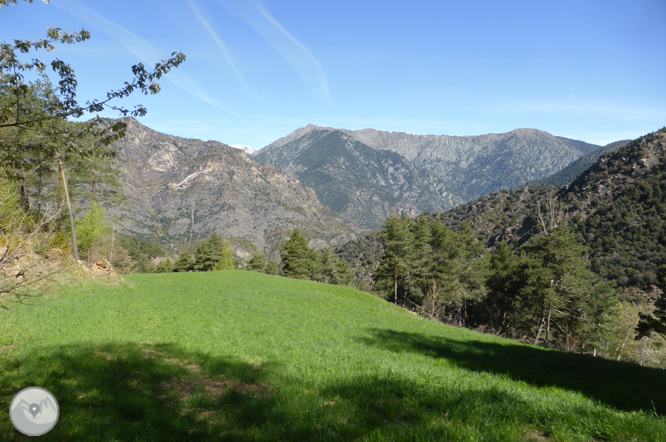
534, 308, 546, 346
19, 182, 30, 212
394, 263, 398, 305
58, 158, 79, 260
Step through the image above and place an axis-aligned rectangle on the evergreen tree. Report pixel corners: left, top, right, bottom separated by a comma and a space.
484, 241, 520, 333
194, 233, 227, 271
245, 252, 268, 273
515, 222, 616, 350
430, 221, 484, 326
266, 260, 279, 276
408, 214, 434, 300
280, 229, 316, 280
173, 253, 194, 272
117, 237, 161, 273
316, 248, 337, 283
374, 213, 415, 304
333, 258, 354, 286
154, 259, 173, 273
636, 265, 666, 339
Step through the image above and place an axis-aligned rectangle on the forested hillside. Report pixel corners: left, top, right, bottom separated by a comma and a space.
336, 128, 666, 365
426, 128, 665, 290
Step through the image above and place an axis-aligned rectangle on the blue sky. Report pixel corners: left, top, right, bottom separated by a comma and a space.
3, 0, 665, 149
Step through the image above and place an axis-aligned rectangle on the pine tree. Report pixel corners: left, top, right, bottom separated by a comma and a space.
484, 241, 520, 333
516, 222, 616, 350
280, 229, 316, 280
333, 258, 354, 286
374, 212, 414, 304
429, 221, 484, 326
245, 252, 268, 273
266, 260, 279, 276
173, 253, 194, 272
194, 233, 231, 271
154, 259, 173, 273
408, 214, 434, 301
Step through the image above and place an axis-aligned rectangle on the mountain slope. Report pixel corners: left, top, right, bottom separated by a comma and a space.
256, 129, 461, 229
333, 126, 599, 199
394, 129, 665, 289
336, 129, 666, 290
258, 125, 601, 229
528, 139, 631, 187
106, 118, 361, 258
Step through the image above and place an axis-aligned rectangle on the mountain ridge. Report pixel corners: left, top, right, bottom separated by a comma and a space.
105, 118, 362, 260
257, 125, 601, 228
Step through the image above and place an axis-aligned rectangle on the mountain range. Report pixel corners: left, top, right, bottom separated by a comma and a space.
105, 118, 359, 260
337, 128, 666, 290
256, 125, 601, 229
101, 118, 624, 259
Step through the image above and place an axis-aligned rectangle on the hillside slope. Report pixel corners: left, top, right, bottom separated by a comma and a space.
337, 129, 666, 290
427, 129, 666, 289
106, 118, 361, 258
2, 271, 665, 441
528, 139, 631, 187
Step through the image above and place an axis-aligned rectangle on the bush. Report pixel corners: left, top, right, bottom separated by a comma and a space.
75, 202, 111, 259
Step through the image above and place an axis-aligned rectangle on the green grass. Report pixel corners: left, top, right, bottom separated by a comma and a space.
1, 271, 665, 441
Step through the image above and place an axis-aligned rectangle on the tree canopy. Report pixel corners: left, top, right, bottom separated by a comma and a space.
1, 0, 185, 177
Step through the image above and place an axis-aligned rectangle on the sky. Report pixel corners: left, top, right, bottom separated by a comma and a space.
2, 0, 665, 149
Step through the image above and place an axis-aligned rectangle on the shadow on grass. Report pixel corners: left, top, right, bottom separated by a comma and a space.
360, 327, 666, 415
1, 339, 664, 441
0, 342, 275, 441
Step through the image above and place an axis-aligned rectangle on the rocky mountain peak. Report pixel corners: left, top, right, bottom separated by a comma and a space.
105, 119, 361, 259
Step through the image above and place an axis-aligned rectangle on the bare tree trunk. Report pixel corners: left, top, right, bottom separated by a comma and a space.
394, 264, 398, 305
58, 158, 79, 260
534, 308, 546, 346
19, 182, 30, 212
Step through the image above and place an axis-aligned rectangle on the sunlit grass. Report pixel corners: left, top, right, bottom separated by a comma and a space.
1, 271, 665, 441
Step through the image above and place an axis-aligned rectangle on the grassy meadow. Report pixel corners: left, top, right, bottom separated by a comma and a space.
1, 271, 665, 441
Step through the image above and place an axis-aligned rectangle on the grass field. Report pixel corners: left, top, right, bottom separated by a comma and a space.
1, 271, 665, 441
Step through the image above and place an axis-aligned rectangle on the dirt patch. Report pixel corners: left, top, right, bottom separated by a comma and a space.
138, 343, 203, 373
527, 430, 552, 441
94, 349, 116, 361
139, 342, 273, 404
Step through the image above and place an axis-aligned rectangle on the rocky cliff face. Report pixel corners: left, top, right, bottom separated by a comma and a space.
257, 125, 600, 229
106, 118, 360, 259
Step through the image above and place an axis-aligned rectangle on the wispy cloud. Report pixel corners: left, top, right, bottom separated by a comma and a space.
185, 0, 258, 98
217, 0, 332, 107
54, 0, 241, 118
